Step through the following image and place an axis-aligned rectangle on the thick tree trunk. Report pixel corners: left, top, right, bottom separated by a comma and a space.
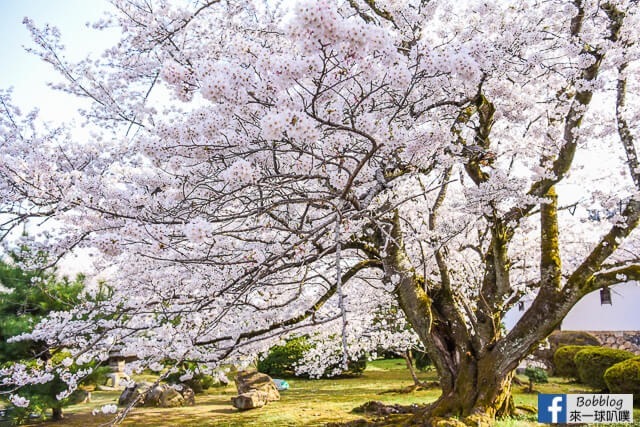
380, 211, 517, 425
51, 407, 64, 421
411, 354, 514, 426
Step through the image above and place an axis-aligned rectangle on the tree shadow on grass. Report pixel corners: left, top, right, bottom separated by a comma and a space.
207, 407, 237, 416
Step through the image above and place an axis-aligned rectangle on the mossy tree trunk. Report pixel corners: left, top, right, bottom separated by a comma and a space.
421, 354, 515, 423
363, 7, 640, 425
376, 182, 640, 425
378, 211, 526, 425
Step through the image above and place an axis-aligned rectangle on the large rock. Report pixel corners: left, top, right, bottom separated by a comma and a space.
180, 385, 196, 406
231, 390, 268, 410
144, 385, 165, 406
234, 370, 280, 402
118, 383, 194, 408
144, 384, 185, 408
158, 387, 185, 408
217, 371, 230, 386
352, 401, 420, 416
118, 382, 152, 406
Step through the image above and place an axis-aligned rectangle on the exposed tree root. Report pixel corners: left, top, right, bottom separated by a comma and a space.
336, 401, 501, 427
511, 376, 525, 386
380, 381, 441, 394
352, 400, 423, 416
514, 404, 537, 414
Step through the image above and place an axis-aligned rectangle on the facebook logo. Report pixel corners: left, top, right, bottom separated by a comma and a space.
539, 394, 567, 423
539, 393, 633, 424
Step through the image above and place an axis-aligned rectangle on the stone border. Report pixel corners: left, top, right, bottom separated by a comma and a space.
581, 331, 640, 354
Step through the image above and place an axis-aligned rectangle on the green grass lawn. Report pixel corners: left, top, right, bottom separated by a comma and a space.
19, 359, 640, 426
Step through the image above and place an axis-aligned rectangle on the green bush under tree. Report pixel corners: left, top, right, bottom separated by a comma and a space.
574, 347, 635, 390
258, 336, 366, 378
603, 356, 640, 403
523, 366, 548, 393
534, 331, 601, 374
345, 354, 367, 376
258, 336, 312, 377
553, 345, 599, 380
414, 350, 432, 371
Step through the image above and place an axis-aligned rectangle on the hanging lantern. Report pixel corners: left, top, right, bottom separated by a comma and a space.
518, 301, 525, 311
600, 287, 612, 305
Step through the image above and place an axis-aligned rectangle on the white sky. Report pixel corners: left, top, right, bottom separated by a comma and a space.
0, 0, 115, 125
1, 0, 638, 330
0, 0, 116, 277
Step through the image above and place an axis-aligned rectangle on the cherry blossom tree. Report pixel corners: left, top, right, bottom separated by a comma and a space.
1, 0, 640, 424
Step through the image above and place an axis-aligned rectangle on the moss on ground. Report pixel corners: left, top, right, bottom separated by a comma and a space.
19, 360, 640, 426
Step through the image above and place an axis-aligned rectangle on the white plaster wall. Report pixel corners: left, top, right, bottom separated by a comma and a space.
504, 282, 640, 331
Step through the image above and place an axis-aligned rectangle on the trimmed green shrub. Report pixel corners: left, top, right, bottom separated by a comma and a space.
604, 356, 640, 403
553, 345, 599, 380
258, 336, 312, 377
534, 331, 601, 374
414, 351, 432, 371
575, 347, 635, 390
345, 353, 367, 376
